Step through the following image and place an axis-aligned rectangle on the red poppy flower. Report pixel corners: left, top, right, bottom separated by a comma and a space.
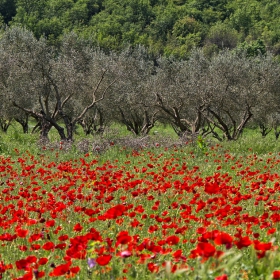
28, 234, 41, 243
27, 219, 37, 226
84, 208, 95, 216
30, 244, 41, 250
49, 262, 71, 277
38, 258, 48, 266
26, 256, 37, 264
234, 236, 252, 249
58, 234, 69, 241
89, 228, 102, 241
166, 235, 180, 245
73, 223, 83, 232
66, 247, 87, 259
16, 228, 29, 238
273, 270, 280, 279
70, 266, 80, 274
42, 242, 55, 251
196, 201, 206, 212
16, 259, 29, 270
196, 242, 216, 258
215, 275, 228, 280
15, 270, 33, 280
205, 182, 220, 194
173, 249, 183, 258
267, 228, 277, 235
45, 220, 55, 227
254, 241, 272, 251
33, 270, 45, 279
116, 231, 132, 245
147, 262, 159, 273
96, 255, 112, 266
131, 219, 141, 227
55, 243, 66, 250
104, 205, 126, 219
0, 233, 17, 241
214, 232, 233, 248
19, 245, 28, 251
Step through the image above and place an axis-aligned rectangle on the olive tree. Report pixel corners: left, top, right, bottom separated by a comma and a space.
0, 97, 13, 133
251, 53, 280, 138
152, 50, 209, 137
0, 46, 13, 132
0, 27, 59, 139
47, 33, 118, 141
108, 46, 159, 136
0, 27, 45, 134
78, 104, 108, 136
200, 50, 267, 141
0, 27, 117, 141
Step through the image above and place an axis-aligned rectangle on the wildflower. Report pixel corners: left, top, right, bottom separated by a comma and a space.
87, 258, 97, 269
215, 275, 228, 280
49, 262, 72, 277
120, 250, 132, 258
273, 270, 280, 279
96, 255, 112, 266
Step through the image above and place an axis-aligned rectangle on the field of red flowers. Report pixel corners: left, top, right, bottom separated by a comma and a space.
1, 145, 280, 279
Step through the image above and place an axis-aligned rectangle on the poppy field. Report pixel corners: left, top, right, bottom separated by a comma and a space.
1, 140, 280, 279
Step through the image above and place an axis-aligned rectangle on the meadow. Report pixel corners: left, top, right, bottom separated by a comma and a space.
1, 125, 280, 279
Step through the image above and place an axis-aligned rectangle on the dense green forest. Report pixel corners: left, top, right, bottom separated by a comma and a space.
0, 0, 280, 57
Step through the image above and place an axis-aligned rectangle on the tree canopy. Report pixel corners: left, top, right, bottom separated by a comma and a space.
1, 0, 280, 57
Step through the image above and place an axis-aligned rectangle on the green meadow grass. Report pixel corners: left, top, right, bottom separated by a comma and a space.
1, 122, 279, 156
1, 123, 280, 279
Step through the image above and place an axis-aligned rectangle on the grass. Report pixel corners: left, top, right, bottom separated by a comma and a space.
1, 124, 280, 279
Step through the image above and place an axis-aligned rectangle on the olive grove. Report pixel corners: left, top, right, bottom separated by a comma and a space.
1, 27, 280, 142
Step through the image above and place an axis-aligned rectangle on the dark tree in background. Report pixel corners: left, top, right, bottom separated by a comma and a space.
0, 0, 16, 23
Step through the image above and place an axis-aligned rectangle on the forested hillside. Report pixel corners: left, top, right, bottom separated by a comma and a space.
0, 0, 280, 57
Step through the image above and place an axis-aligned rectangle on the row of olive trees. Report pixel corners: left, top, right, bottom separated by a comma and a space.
110, 47, 280, 141
152, 50, 280, 141
1, 27, 280, 142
